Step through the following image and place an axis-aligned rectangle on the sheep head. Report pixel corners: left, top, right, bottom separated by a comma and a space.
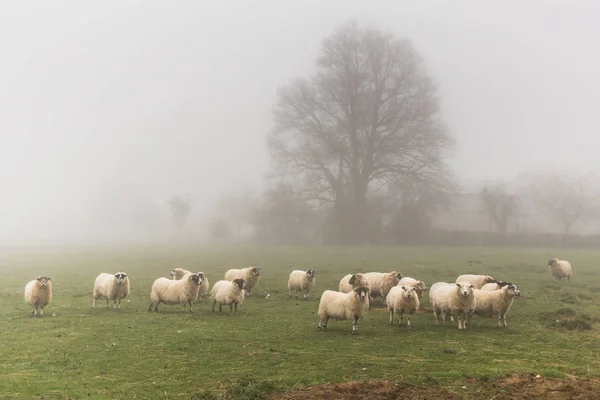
353, 285, 369, 301
455, 282, 474, 297
505, 284, 521, 298
233, 279, 245, 290
306, 269, 316, 278
36, 276, 51, 287
188, 274, 201, 285
400, 286, 417, 300
250, 266, 260, 276
548, 258, 558, 267
114, 272, 128, 284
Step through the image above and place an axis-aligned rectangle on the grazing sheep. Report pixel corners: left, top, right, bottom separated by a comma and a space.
363, 271, 403, 303
548, 258, 572, 281
481, 281, 511, 291
148, 273, 201, 312
467, 283, 521, 328
288, 269, 316, 299
210, 279, 245, 314
398, 277, 427, 301
24, 276, 52, 317
317, 286, 370, 334
224, 266, 260, 296
170, 268, 192, 280
386, 285, 420, 328
92, 272, 130, 311
338, 273, 372, 294
455, 274, 496, 289
429, 281, 476, 330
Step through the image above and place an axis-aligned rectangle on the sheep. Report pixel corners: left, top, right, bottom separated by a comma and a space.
397, 277, 427, 301
92, 272, 130, 311
363, 271, 403, 303
455, 274, 496, 289
148, 273, 201, 312
466, 283, 521, 328
224, 266, 260, 296
288, 269, 316, 299
210, 279, 245, 314
548, 258, 572, 281
317, 286, 370, 334
481, 281, 511, 291
196, 272, 210, 302
24, 276, 52, 317
170, 268, 192, 280
429, 281, 476, 330
386, 285, 420, 328
338, 273, 372, 294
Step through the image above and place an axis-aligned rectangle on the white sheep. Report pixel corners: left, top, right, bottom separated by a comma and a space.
386, 285, 420, 328
317, 286, 370, 334
397, 277, 427, 301
210, 279, 245, 314
170, 268, 192, 280
363, 271, 403, 303
338, 273, 372, 294
92, 272, 130, 311
288, 269, 316, 299
481, 281, 511, 291
224, 266, 260, 296
429, 281, 476, 330
195, 272, 210, 302
467, 283, 521, 328
548, 258, 572, 281
24, 276, 52, 317
148, 273, 201, 312
455, 274, 496, 289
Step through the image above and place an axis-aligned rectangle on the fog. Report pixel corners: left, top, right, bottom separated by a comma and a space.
1, 0, 599, 245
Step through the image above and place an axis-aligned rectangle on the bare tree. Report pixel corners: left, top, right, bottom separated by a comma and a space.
167, 195, 192, 234
529, 172, 600, 236
480, 184, 519, 233
268, 21, 453, 243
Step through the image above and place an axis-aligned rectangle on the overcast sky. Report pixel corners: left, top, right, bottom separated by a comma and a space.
1, 0, 599, 243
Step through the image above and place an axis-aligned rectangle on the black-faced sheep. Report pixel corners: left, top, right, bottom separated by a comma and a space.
224, 266, 260, 296
92, 272, 130, 311
148, 273, 201, 312
288, 269, 316, 299
210, 279, 245, 314
548, 258, 572, 281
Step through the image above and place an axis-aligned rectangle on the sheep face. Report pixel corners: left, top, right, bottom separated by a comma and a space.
400, 286, 416, 300
455, 282, 474, 297
233, 279, 245, 290
416, 280, 427, 291
188, 274, 201, 285
349, 274, 358, 285
548, 258, 558, 267
507, 284, 521, 297
169, 268, 176, 276
353, 286, 369, 301
250, 267, 260, 276
36, 276, 51, 287
306, 269, 316, 278
394, 273, 404, 282
196, 272, 206, 280
114, 272, 128, 284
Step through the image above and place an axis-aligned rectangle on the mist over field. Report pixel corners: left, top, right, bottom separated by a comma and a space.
1, 0, 599, 246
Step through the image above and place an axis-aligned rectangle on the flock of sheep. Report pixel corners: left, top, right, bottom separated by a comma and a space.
23, 257, 572, 333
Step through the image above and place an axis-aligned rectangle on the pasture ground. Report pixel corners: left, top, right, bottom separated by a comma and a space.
0, 245, 598, 399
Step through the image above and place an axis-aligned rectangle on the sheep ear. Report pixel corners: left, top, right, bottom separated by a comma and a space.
469, 284, 474, 288
456, 283, 461, 287
349, 274, 356, 284
401, 286, 406, 290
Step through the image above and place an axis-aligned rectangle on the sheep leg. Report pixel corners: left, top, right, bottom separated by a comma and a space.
188, 300, 193, 313
433, 306, 439, 325
105, 298, 109, 309
389, 309, 394, 324
317, 316, 328, 330
399, 312, 404, 328
246, 288, 251, 297
31, 305, 36, 316
229, 304, 233, 315
407, 314, 411, 329
288, 289, 292, 298
211, 300, 216, 312
92, 297, 97, 309
39, 308, 44, 317
219, 304, 223, 313
352, 315, 359, 334
234, 302, 238, 314
148, 302, 154, 312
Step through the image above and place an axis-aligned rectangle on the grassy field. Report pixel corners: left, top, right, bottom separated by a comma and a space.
0, 245, 599, 399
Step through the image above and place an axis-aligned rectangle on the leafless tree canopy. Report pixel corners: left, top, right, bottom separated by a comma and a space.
269, 21, 453, 243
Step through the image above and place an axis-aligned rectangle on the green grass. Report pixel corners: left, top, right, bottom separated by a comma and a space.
1, 245, 599, 399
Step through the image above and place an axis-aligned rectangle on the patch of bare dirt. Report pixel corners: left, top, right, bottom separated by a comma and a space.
269, 375, 600, 400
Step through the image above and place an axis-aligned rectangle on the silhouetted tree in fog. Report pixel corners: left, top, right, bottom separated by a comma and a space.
167, 195, 192, 235
269, 21, 453, 244
480, 184, 518, 233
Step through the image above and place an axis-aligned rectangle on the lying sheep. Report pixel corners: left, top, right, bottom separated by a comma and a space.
548, 258, 572, 281
429, 281, 476, 330
224, 266, 260, 296
148, 273, 201, 312
92, 272, 130, 311
455, 274, 495, 289
317, 286, 370, 334
481, 281, 511, 291
170, 268, 192, 280
398, 277, 427, 301
338, 273, 372, 294
467, 283, 521, 328
386, 285, 420, 328
210, 279, 245, 314
288, 269, 316, 299
363, 271, 403, 303
24, 276, 52, 317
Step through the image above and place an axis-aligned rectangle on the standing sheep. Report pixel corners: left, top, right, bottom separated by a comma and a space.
196, 272, 210, 302
148, 273, 202, 312
317, 286, 370, 334
429, 281, 476, 330
548, 258, 572, 281
170, 268, 192, 280
398, 277, 427, 301
288, 269, 316, 299
24, 276, 52, 317
210, 279, 245, 314
455, 274, 496, 289
363, 271, 403, 303
386, 285, 420, 328
224, 266, 260, 296
338, 273, 372, 294
467, 283, 521, 328
92, 272, 130, 311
